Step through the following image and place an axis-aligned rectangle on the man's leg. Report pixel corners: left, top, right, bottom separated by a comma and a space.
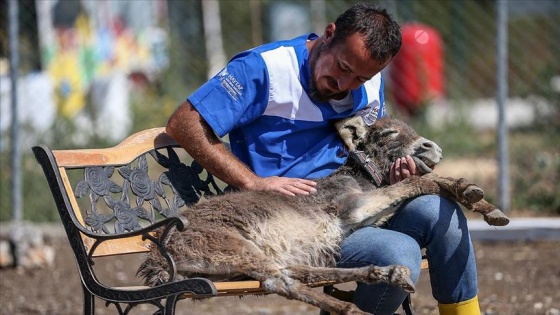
337, 195, 479, 314
337, 226, 423, 314
386, 195, 480, 314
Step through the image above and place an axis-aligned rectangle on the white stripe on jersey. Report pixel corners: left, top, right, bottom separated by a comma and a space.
364, 75, 382, 104
261, 47, 324, 122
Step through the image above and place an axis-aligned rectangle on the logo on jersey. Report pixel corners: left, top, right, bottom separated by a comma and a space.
218, 67, 244, 101
356, 100, 380, 126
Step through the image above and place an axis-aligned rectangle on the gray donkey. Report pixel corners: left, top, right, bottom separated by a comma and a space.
138, 116, 509, 315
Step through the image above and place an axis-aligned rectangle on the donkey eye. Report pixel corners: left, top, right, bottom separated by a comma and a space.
380, 129, 399, 138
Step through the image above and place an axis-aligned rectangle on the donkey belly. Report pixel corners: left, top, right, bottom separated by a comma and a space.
246, 209, 344, 268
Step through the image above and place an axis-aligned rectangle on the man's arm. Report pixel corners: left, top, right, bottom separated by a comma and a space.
166, 101, 317, 196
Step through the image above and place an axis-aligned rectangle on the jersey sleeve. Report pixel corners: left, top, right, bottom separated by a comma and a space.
187, 50, 269, 137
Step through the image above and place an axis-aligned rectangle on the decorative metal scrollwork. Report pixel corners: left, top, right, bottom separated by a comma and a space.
74, 147, 223, 235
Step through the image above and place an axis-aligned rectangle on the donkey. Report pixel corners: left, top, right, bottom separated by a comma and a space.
334, 115, 510, 227
137, 116, 509, 315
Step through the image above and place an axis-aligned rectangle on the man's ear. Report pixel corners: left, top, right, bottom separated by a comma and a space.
323, 23, 336, 43
335, 116, 368, 152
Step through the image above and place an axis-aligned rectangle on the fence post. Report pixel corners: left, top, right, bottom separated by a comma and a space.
9, 0, 22, 223
496, 0, 510, 212
202, 0, 226, 79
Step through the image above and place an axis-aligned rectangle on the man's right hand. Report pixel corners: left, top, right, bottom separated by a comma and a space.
249, 176, 317, 196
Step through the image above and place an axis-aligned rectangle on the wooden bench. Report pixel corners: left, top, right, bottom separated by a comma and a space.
32, 127, 427, 315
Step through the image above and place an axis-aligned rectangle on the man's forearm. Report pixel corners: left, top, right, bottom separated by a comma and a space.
166, 101, 259, 190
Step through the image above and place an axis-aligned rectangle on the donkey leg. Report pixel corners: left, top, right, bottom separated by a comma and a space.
169, 235, 374, 314
282, 265, 415, 293
337, 177, 443, 229
422, 174, 510, 226
423, 174, 485, 203
464, 199, 510, 226
253, 272, 370, 315
422, 174, 509, 226
174, 252, 368, 312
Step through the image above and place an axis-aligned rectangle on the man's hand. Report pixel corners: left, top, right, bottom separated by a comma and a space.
389, 155, 418, 185
250, 176, 317, 196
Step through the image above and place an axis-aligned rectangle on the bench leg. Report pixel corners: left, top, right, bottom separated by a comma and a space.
82, 284, 95, 315
402, 293, 415, 315
319, 286, 334, 315
163, 294, 180, 315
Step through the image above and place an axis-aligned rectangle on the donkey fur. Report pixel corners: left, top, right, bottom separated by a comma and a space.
138, 117, 509, 315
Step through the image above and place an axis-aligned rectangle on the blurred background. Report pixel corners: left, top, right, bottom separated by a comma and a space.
0, 1, 559, 314
1, 0, 558, 222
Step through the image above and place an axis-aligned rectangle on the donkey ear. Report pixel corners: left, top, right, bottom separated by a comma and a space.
334, 116, 368, 151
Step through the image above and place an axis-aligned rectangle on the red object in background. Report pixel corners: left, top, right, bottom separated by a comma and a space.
389, 23, 444, 115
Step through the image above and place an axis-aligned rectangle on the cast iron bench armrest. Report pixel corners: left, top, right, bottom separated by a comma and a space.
84, 216, 188, 282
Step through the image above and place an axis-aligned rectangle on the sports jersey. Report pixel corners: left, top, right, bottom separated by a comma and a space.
188, 33, 386, 179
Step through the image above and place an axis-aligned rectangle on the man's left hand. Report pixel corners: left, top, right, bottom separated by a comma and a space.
389, 155, 418, 185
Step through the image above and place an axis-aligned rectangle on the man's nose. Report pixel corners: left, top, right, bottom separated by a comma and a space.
336, 75, 355, 91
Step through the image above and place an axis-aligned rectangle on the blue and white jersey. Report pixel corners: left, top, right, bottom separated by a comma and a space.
188, 33, 386, 179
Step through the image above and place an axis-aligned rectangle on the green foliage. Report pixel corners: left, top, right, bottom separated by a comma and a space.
509, 131, 560, 214
129, 85, 178, 133
529, 65, 560, 136
507, 64, 560, 214
0, 151, 59, 222
408, 97, 559, 215
0, 153, 11, 221
409, 109, 496, 159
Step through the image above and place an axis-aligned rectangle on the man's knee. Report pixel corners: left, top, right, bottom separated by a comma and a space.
338, 227, 423, 282
398, 195, 467, 227
393, 195, 471, 250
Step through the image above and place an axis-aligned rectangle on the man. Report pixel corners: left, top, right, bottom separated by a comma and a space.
166, 3, 480, 315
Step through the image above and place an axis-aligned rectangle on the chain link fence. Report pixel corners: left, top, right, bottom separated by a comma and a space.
1, 0, 559, 221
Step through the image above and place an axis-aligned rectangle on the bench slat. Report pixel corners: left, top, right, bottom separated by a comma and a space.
52, 128, 177, 167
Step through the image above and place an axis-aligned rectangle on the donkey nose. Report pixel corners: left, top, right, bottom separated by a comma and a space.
421, 140, 442, 155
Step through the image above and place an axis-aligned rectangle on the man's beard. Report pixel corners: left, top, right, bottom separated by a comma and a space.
309, 77, 331, 103
308, 42, 331, 103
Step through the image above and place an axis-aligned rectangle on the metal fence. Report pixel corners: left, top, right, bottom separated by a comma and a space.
1, 0, 559, 221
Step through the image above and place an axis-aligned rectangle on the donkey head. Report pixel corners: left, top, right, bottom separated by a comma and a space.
338, 116, 443, 180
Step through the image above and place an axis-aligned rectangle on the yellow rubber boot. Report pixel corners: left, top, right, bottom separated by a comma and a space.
438, 296, 481, 315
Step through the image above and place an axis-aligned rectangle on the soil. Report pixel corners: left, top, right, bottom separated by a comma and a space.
0, 236, 559, 315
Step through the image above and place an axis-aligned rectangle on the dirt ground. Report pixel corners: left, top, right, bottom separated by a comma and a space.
0, 235, 559, 315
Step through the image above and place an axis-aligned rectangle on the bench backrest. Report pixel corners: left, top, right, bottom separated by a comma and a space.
33, 128, 224, 259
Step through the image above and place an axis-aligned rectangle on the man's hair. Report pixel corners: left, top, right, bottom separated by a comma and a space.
332, 3, 402, 63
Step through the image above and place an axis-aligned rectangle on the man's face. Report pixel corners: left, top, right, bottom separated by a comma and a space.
309, 31, 391, 103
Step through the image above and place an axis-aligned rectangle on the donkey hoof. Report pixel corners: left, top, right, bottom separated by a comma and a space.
402, 276, 416, 293
484, 209, 510, 226
463, 185, 484, 203
388, 265, 415, 293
